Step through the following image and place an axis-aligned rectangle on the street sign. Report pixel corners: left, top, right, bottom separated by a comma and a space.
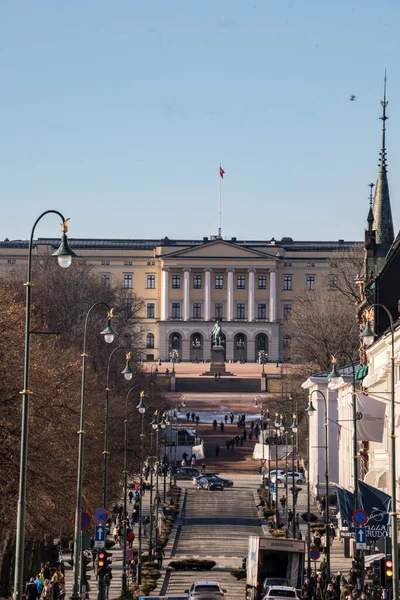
340, 531, 355, 539
260, 459, 266, 466
80, 511, 91, 531
94, 525, 106, 548
352, 509, 369, 526
356, 526, 367, 550
125, 549, 133, 561
93, 508, 109, 525
310, 548, 320, 561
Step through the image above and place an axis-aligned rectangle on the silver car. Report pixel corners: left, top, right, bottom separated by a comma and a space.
185, 581, 226, 598
275, 471, 306, 485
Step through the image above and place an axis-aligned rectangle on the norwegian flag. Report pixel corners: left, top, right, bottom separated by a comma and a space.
219, 166, 225, 178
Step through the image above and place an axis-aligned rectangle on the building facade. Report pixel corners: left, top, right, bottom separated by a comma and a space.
0, 237, 358, 362
0, 235, 359, 362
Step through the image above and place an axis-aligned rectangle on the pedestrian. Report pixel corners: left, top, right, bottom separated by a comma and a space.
181, 458, 186, 466
224, 414, 228, 423
231, 437, 235, 449
105, 567, 112, 600
155, 544, 165, 568
91, 548, 98, 571
220, 421, 224, 432
240, 435, 244, 447
249, 430, 253, 441
195, 415, 200, 425
292, 487, 299, 506
217, 371, 221, 379
191, 411, 196, 422
225, 440, 230, 450
113, 524, 119, 543
295, 513, 300, 530
26, 578, 38, 600
201, 462, 206, 472
288, 508, 293, 526
243, 428, 247, 440
215, 444, 220, 457
128, 490, 133, 504
235, 434, 240, 446
256, 498, 266, 509
230, 412, 234, 424
127, 528, 135, 548
280, 495, 286, 515
213, 419, 217, 431
35, 576, 44, 597
40, 580, 52, 600
186, 411, 190, 422
214, 372, 217, 381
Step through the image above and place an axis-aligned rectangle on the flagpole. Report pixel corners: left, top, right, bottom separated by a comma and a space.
218, 163, 222, 239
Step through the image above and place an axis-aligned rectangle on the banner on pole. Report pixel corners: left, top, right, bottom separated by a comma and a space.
356, 393, 386, 442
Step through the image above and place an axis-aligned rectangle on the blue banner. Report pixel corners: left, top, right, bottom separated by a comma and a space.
337, 482, 391, 539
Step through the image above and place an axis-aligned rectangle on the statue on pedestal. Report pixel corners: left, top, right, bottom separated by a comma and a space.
211, 320, 224, 348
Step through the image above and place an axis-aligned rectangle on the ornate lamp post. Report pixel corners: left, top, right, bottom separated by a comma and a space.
103, 349, 133, 507
192, 338, 201, 362
121, 388, 143, 596
14, 212, 76, 600
150, 363, 159, 384
71, 304, 118, 600
170, 349, 179, 375
136, 393, 146, 584
361, 309, 398, 600
308, 389, 330, 582
258, 350, 268, 374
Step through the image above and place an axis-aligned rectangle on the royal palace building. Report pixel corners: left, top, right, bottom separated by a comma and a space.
0, 234, 360, 362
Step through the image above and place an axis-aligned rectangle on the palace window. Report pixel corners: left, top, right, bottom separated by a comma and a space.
283, 303, 292, 319
193, 274, 202, 289
171, 302, 181, 319
306, 275, 316, 290
328, 275, 338, 290
283, 275, 292, 290
147, 303, 155, 319
215, 302, 223, 319
192, 303, 202, 319
258, 303, 267, 320
258, 275, 267, 289
215, 274, 224, 289
237, 274, 246, 289
101, 273, 110, 288
146, 333, 154, 348
236, 303, 245, 319
146, 274, 156, 289
172, 274, 181, 289
124, 274, 133, 289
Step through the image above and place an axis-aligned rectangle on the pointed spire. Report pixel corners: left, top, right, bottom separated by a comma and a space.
372, 70, 394, 255
367, 183, 374, 227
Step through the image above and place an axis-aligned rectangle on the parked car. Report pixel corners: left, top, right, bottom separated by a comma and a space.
261, 469, 285, 484
262, 577, 290, 590
185, 581, 226, 598
262, 586, 298, 600
213, 475, 234, 488
272, 471, 306, 485
197, 476, 224, 491
192, 472, 219, 484
175, 466, 199, 480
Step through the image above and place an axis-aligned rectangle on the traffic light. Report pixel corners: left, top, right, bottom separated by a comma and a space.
380, 556, 393, 587
97, 549, 107, 578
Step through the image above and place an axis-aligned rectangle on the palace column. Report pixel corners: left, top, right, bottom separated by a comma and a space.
248, 269, 255, 322
204, 269, 212, 321
269, 269, 277, 322
183, 268, 191, 321
161, 268, 169, 321
227, 268, 234, 321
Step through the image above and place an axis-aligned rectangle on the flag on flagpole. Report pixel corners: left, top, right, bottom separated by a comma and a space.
219, 166, 225, 179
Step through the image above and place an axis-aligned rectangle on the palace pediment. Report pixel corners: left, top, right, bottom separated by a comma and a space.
161, 240, 277, 261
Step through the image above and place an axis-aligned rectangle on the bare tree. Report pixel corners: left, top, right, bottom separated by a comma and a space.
285, 287, 359, 372
326, 244, 364, 304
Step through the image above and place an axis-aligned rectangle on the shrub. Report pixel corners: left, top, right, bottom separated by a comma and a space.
169, 559, 216, 571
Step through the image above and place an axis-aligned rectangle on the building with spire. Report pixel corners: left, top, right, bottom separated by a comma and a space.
364, 73, 395, 281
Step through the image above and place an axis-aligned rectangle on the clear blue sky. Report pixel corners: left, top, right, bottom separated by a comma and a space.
1, 1, 399, 242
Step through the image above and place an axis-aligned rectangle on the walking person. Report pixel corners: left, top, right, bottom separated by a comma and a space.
280, 495, 286, 516
155, 544, 165, 568
26, 578, 38, 600
186, 411, 190, 422
220, 421, 224, 432
224, 414, 228, 423
191, 411, 196, 422
295, 512, 300, 531
215, 443, 220, 457
287, 508, 293, 527
128, 490, 134, 504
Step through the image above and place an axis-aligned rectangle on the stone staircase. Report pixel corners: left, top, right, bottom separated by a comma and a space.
176, 376, 262, 393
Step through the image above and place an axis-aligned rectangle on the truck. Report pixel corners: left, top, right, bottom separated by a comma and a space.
246, 536, 306, 599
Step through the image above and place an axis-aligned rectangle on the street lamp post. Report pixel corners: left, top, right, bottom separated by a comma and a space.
290, 415, 298, 539
361, 308, 398, 600
170, 349, 179, 375
274, 413, 282, 524
258, 350, 268, 374
14, 212, 76, 600
150, 363, 159, 385
103, 349, 133, 508
305, 399, 317, 578
71, 304, 118, 600
308, 389, 330, 582
192, 338, 201, 362
136, 393, 146, 585
121, 387, 142, 597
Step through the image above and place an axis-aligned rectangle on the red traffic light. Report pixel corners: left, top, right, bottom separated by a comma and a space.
386, 560, 393, 568
386, 559, 393, 577
98, 551, 106, 568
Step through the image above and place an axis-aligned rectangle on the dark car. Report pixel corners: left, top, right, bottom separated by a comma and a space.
213, 475, 233, 488
197, 476, 224, 491
175, 466, 200, 480
192, 472, 219, 484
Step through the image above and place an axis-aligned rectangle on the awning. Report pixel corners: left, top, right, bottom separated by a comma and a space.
356, 365, 369, 380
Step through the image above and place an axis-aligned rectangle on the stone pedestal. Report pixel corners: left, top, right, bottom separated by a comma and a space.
210, 347, 226, 374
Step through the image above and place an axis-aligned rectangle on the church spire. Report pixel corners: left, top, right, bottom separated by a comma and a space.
372, 71, 394, 256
